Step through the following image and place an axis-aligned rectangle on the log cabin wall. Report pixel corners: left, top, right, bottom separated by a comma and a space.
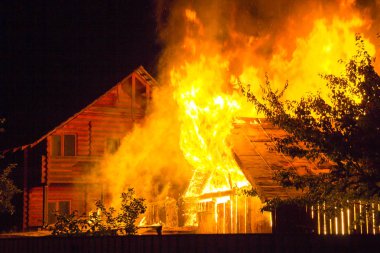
25, 68, 154, 228
46, 73, 150, 184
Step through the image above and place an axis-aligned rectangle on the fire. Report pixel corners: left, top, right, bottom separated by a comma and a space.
170, 56, 250, 198
97, 0, 378, 232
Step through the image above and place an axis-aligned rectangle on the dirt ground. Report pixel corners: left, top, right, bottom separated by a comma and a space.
0, 230, 52, 238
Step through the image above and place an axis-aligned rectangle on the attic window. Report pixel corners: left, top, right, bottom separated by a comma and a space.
51, 134, 76, 156
64, 135, 76, 156
51, 135, 61, 156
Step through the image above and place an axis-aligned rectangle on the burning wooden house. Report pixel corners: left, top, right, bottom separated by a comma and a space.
2, 67, 155, 230
1, 66, 317, 234
2, 0, 380, 236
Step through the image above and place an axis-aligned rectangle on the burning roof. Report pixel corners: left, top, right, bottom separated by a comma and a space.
100, 1, 378, 209
231, 118, 313, 200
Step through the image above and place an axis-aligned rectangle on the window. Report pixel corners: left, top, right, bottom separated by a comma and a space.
64, 135, 76, 156
51, 135, 61, 156
51, 134, 76, 156
47, 200, 70, 224
106, 138, 120, 154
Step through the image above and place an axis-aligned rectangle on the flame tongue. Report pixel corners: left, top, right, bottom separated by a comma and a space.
166, 4, 377, 200
170, 55, 250, 197
100, 2, 378, 227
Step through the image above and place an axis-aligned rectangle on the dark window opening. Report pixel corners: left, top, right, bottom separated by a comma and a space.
51, 134, 76, 156
106, 138, 120, 154
64, 135, 76, 156
47, 201, 70, 224
51, 135, 61, 156
59, 201, 70, 215
47, 202, 57, 225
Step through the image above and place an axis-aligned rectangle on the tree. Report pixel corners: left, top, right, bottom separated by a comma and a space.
243, 37, 380, 217
117, 188, 147, 235
0, 164, 21, 214
0, 118, 21, 215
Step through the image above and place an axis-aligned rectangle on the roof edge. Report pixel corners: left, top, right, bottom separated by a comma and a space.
1, 66, 157, 155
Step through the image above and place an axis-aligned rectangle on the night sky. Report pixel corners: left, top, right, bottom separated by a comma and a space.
0, 0, 161, 150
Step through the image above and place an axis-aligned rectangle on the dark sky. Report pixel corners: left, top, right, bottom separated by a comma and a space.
0, 0, 161, 149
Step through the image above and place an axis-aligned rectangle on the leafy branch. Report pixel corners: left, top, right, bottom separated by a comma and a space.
52, 188, 146, 236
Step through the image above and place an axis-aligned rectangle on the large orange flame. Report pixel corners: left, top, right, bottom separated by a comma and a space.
98, 0, 378, 228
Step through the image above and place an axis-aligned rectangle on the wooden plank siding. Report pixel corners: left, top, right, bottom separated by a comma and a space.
45, 70, 151, 184
46, 184, 103, 215
27, 184, 105, 227
27, 187, 43, 227
21, 67, 154, 228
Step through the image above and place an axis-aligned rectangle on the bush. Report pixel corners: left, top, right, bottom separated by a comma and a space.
52, 188, 146, 236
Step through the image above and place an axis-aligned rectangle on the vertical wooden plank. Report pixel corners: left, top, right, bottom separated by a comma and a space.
146, 81, 151, 106
167, 235, 178, 253
192, 235, 203, 253
176, 234, 187, 253
114, 236, 122, 253
88, 121, 92, 156
54, 237, 64, 253
91, 236, 97, 253
55, 237, 62, 253
150, 235, 160, 253
145, 235, 152, 253
23, 149, 29, 231
7, 239, 12, 253
226, 234, 236, 253
0, 238, 3, 253
137, 236, 144, 253
97, 236, 104, 253
125, 236, 132, 253
37, 237, 44, 252
43, 185, 48, 227
11, 238, 17, 253
0, 239, 4, 253
131, 73, 136, 122
207, 234, 217, 253
161, 235, 169, 253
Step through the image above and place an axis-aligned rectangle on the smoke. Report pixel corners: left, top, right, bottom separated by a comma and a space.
95, 0, 379, 210
155, 0, 379, 76
95, 84, 193, 207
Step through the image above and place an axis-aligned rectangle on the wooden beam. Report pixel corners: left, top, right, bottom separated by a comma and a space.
22, 148, 29, 231
131, 73, 136, 122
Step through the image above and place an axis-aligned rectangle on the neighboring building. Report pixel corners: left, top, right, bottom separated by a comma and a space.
1, 66, 155, 230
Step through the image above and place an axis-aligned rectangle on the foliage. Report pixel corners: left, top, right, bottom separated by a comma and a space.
0, 118, 22, 215
0, 164, 21, 214
52, 188, 146, 236
243, 37, 380, 217
51, 210, 86, 236
117, 189, 147, 235
238, 186, 258, 197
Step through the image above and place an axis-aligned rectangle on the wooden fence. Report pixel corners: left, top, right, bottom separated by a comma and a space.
1, 234, 379, 253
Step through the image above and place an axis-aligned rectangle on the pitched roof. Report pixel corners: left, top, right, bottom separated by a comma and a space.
230, 118, 317, 200
1, 66, 156, 155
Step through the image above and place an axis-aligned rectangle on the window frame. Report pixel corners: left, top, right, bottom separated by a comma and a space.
105, 137, 121, 154
50, 133, 77, 157
47, 200, 71, 224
